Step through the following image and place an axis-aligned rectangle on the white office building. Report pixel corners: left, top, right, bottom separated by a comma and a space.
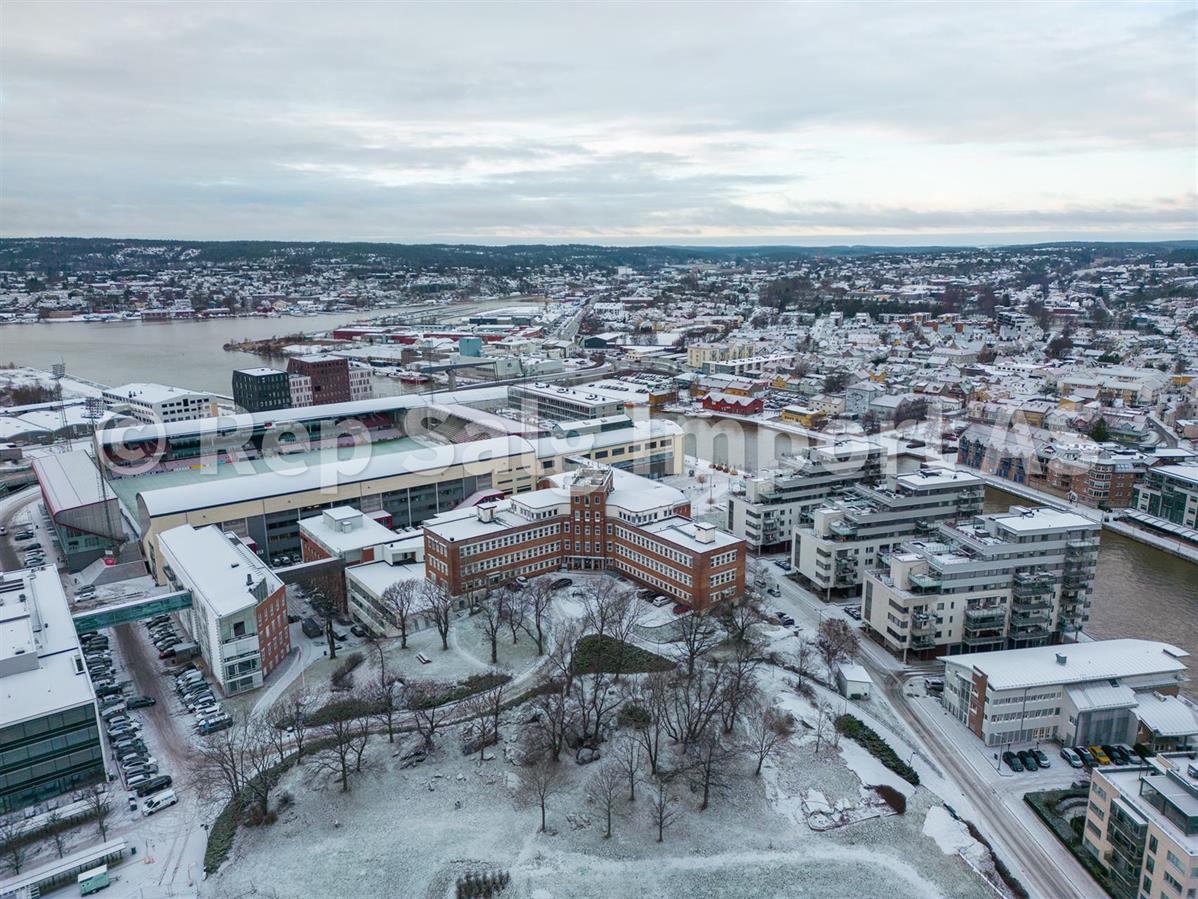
101, 382, 217, 424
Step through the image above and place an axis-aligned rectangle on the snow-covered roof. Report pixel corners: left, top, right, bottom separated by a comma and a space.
158, 525, 282, 617
1066, 682, 1137, 712
138, 435, 534, 517
0, 568, 96, 728
300, 507, 397, 555
942, 639, 1190, 692
345, 560, 425, 598
33, 450, 107, 513
991, 507, 1097, 533
104, 382, 210, 404
1135, 693, 1198, 737
640, 516, 742, 553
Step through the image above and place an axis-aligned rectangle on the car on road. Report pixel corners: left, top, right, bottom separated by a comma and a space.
142, 789, 178, 815
126, 695, 156, 709
1032, 748, 1050, 768
349, 624, 367, 638
1017, 750, 1039, 771
1060, 747, 1084, 768
671, 603, 689, 615
1002, 751, 1023, 772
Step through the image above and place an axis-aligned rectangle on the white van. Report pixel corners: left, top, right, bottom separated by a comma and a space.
142, 789, 178, 816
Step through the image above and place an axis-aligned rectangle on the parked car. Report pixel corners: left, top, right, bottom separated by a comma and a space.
135, 776, 173, 797
1002, 751, 1023, 772
671, 604, 689, 615
1074, 746, 1096, 767
1032, 748, 1050, 768
301, 618, 323, 639
774, 560, 791, 570
1060, 747, 1084, 769
142, 789, 178, 815
126, 695, 156, 709
1017, 750, 1039, 771
1114, 744, 1139, 765
127, 794, 139, 812
1088, 745, 1112, 766
1103, 744, 1129, 765
198, 717, 233, 735
550, 577, 572, 590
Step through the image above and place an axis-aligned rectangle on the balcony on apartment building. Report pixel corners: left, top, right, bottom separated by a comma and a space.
909, 571, 942, 591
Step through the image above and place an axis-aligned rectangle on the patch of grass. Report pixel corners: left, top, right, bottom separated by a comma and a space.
872, 784, 906, 815
572, 634, 674, 675
833, 714, 919, 786
204, 761, 290, 875
1025, 788, 1117, 899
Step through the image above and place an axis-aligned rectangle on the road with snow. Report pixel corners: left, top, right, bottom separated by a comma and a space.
755, 557, 1099, 899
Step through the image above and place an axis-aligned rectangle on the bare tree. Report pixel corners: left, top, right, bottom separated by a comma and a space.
546, 619, 581, 695
530, 680, 575, 763
0, 814, 30, 875
368, 671, 404, 743
380, 580, 419, 649
310, 713, 369, 792
462, 691, 497, 763
477, 596, 504, 664
813, 701, 836, 755
521, 575, 556, 654
817, 618, 859, 673
604, 589, 643, 680
631, 673, 669, 775
722, 597, 760, 646
193, 717, 277, 817
747, 705, 795, 776
792, 635, 816, 688
422, 581, 456, 651
518, 762, 565, 833
280, 686, 315, 760
262, 703, 296, 766
719, 644, 760, 734
587, 762, 623, 838
688, 734, 735, 811
574, 668, 618, 744
83, 783, 111, 842
408, 681, 449, 748
672, 613, 723, 678
504, 589, 529, 645
647, 775, 678, 843
662, 663, 727, 748
44, 807, 67, 858
614, 733, 642, 801
581, 578, 629, 646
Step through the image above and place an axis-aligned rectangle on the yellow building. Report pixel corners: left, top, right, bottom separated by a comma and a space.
780, 406, 827, 428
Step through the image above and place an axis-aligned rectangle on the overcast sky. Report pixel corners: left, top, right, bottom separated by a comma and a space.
2, 1, 1196, 244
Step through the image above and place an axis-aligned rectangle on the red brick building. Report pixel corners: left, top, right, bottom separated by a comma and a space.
287, 354, 351, 405
701, 391, 764, 415
423, 466, 745, 611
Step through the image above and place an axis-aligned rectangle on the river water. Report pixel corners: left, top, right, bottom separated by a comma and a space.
984, 485, 1198, 699
0, 312, 396, 395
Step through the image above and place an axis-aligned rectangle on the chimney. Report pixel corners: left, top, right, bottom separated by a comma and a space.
246, 573, 253, 586
1055, 653, 1067, 666
476, 503, 496, 524
694, 523, 715, 545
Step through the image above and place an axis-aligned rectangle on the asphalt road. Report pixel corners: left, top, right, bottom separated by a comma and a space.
757, 559, 1098, 899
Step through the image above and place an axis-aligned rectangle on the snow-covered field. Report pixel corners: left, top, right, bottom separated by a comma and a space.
204, 668, 999, 899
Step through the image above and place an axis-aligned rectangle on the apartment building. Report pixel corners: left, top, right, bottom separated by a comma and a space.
232, 368, 292, 412
288, 354, 352, 405
0, 569, 103, 813
1081, 753, 1198, 899
101, 382, 217, 424
939, 639, 1189, 749
289, 373, 314, 407
349, 362, 374, 402
686, 341, 757, 370
158, 525, 291, 694
1133, 465, 1198, 529
424, 465, 745, 611
862, 506, 1100, 660
726, 439, 884, 552
793, 468, 985, 597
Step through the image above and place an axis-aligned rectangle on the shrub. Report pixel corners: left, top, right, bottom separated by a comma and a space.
331, 651, 365, 689
1025, 789, 1116, 897
618, 701, 651, 729
572, 635, 674, 675
873, 784, 906, 814
961, 818, 1030, 899
834, 714, 919, 786
409, 672, 512, 710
